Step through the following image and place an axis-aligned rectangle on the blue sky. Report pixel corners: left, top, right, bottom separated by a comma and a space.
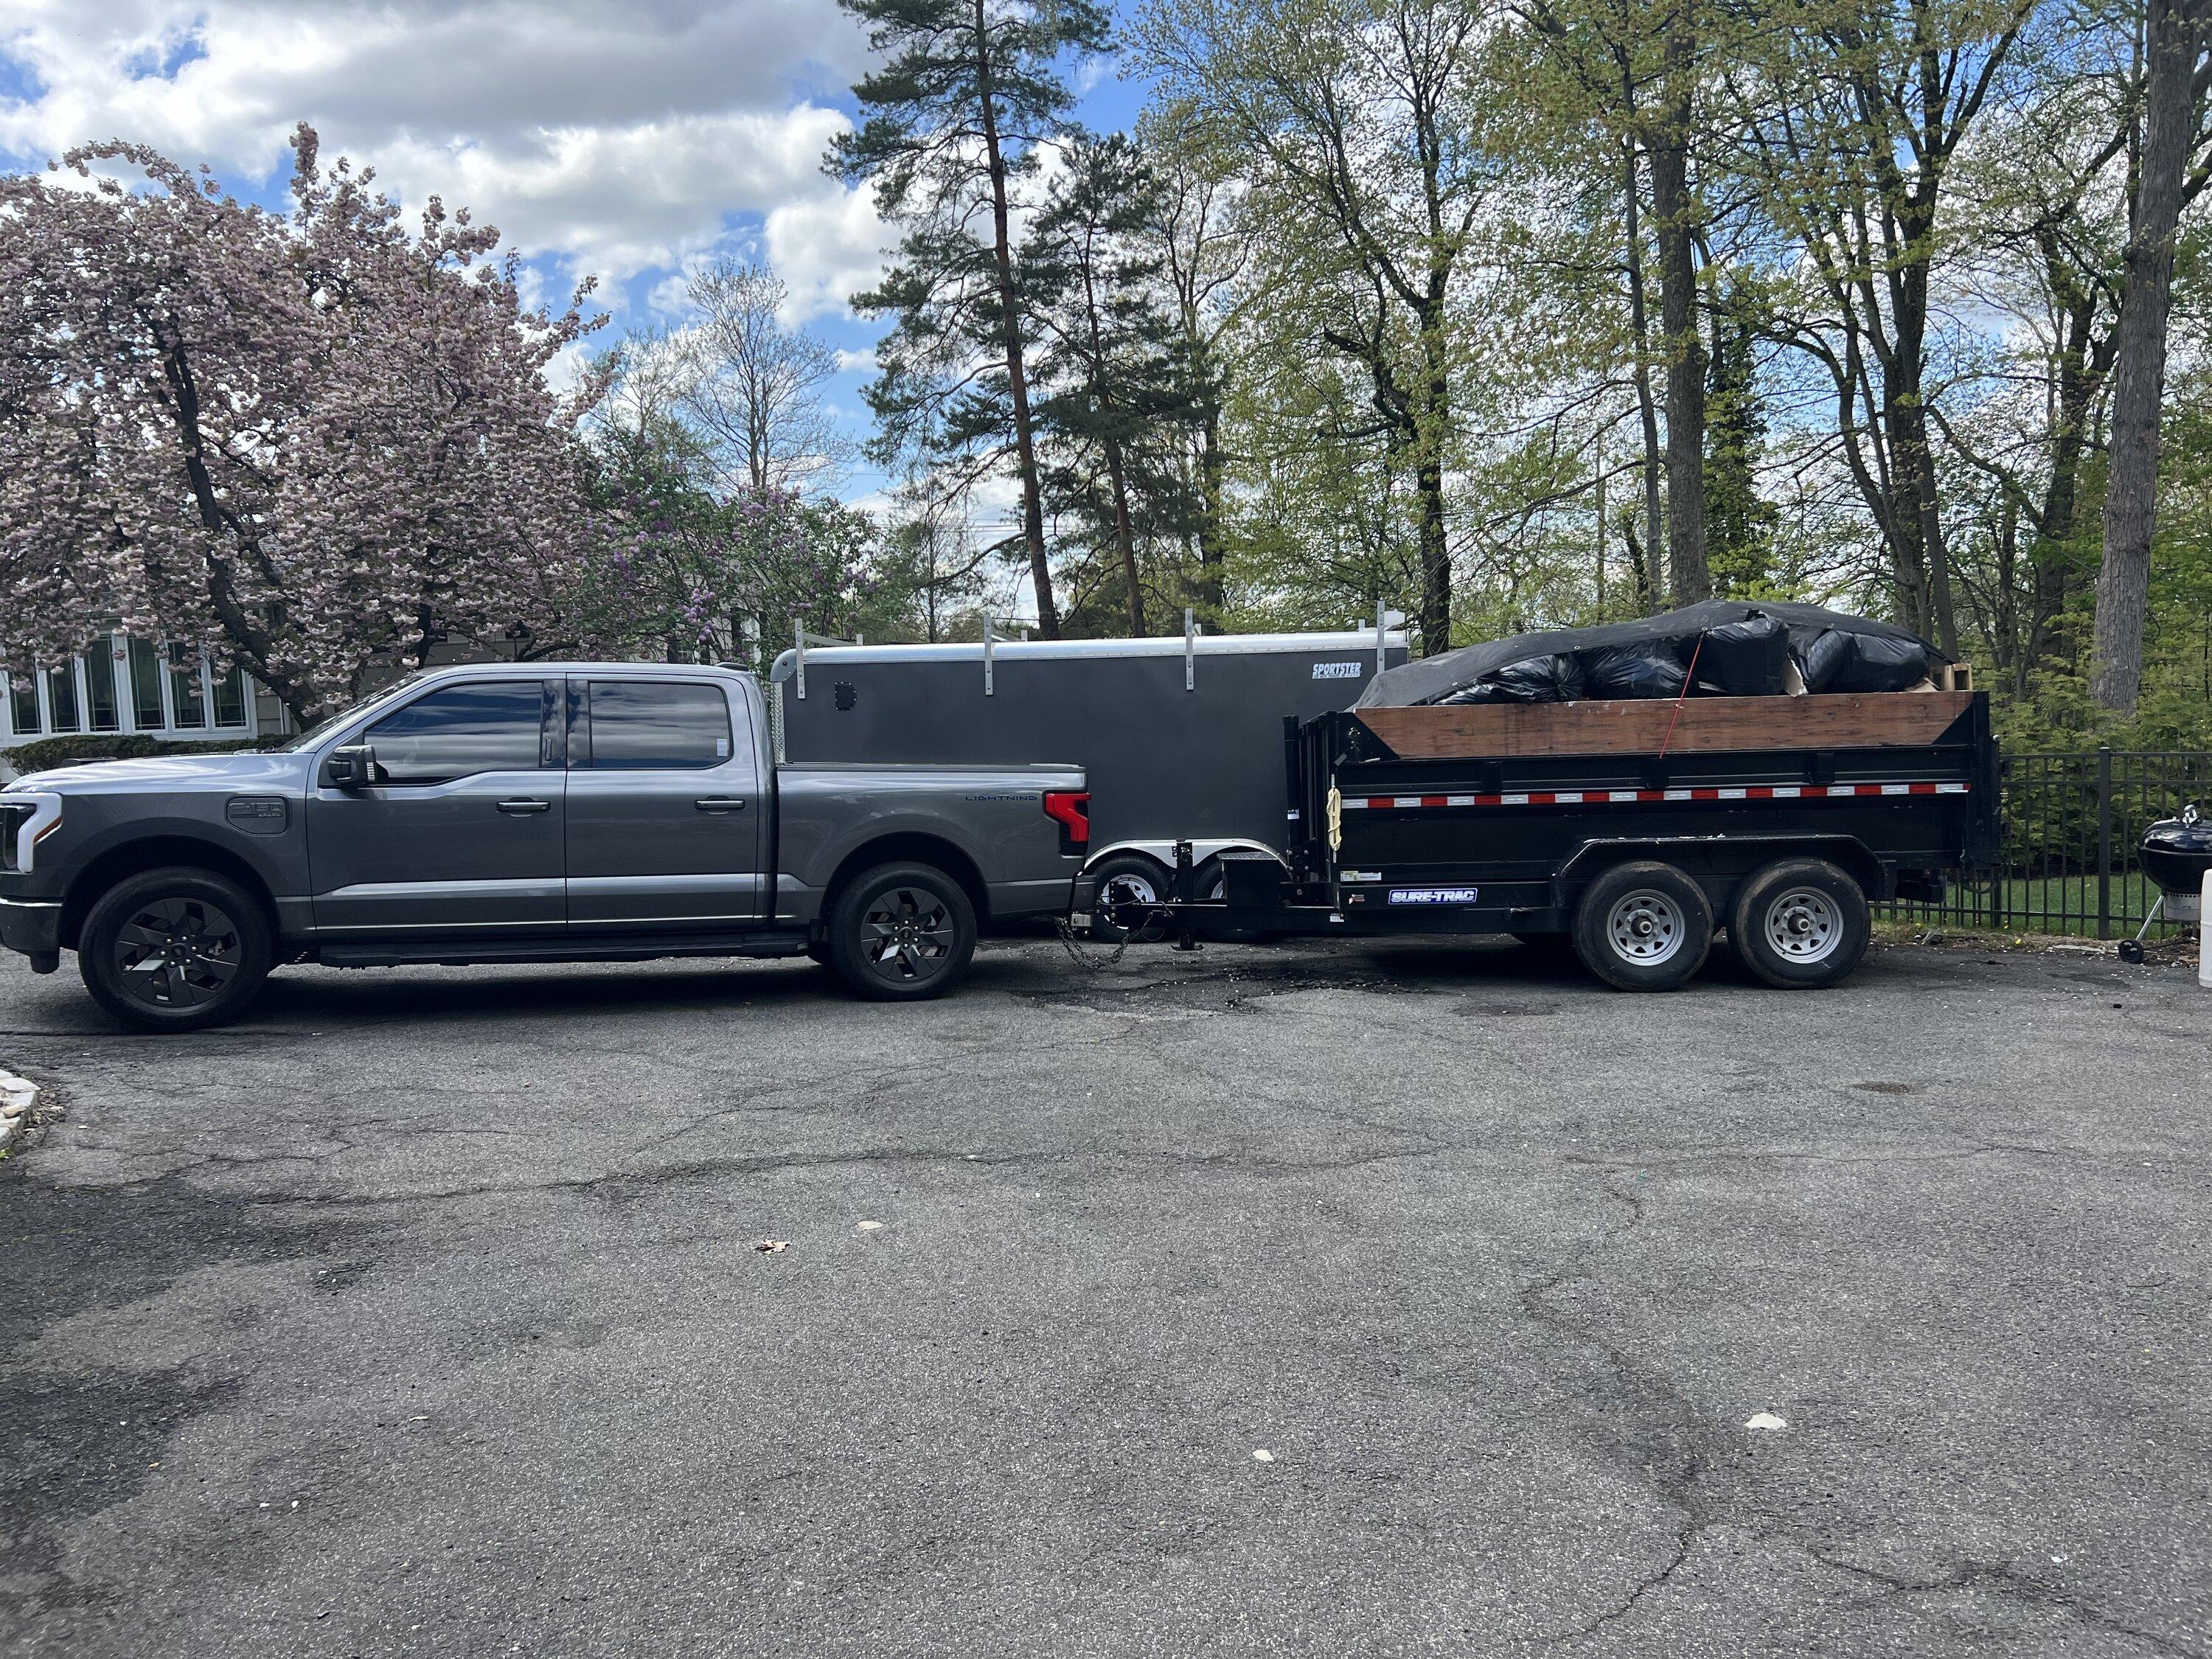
0, 0, 1153, 516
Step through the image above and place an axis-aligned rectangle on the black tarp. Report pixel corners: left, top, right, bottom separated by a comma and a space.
1354, 599, 1946, 708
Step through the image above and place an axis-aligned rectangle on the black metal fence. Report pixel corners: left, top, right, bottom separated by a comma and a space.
1879, 748, 2212, 938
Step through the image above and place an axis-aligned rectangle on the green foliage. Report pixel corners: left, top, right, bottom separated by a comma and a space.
1703, 282, 1780, 597
2, 734, 271, 772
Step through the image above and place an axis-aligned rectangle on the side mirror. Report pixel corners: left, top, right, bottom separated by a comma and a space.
324, 744, 377, 790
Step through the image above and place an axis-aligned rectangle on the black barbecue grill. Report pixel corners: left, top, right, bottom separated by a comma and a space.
2118, 803, 2212, 964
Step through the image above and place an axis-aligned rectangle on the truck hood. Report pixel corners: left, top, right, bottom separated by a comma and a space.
10, 751, 310, 794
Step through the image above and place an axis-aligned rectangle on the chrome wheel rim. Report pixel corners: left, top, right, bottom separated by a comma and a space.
114, 896, 243, 1009
1101, 872, 1161, 908
861, 886, 956, 983
1607, 888, 1685, 965
1764, 887, 1841, 963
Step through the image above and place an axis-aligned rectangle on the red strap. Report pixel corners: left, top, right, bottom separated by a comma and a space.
1657, 633, 1704, 759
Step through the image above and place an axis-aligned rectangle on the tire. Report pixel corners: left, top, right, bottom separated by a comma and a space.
1571, 861, 1713, 992
1086, 854, 1172, 942
78, 866, 274, 1032
1728, 858, 1869, 990
827, 862, 977, 1002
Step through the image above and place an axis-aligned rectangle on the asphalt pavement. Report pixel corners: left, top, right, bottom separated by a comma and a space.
1, 934, 2206, 1657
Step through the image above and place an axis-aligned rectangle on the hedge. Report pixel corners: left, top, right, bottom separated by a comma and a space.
1, 733, 275, 773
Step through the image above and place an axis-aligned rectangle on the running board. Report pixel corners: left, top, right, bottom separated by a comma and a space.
316, 930, 812, 970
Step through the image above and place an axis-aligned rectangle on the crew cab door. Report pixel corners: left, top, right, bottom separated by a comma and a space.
307, 678, 567, 936
563, 676, 767, 932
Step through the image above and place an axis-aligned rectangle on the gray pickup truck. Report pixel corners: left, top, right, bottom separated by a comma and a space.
0, 662, 1088, 1030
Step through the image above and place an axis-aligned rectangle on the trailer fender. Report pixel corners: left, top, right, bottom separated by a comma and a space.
1551, 833, 1891, 914
1075, 840, 1282, 912
1082, 838, 1284, 875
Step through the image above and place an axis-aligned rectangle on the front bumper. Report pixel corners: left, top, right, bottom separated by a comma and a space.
0, 895, 63, 964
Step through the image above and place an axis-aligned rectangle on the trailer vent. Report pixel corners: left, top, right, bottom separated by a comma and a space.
835, 681, 856, 712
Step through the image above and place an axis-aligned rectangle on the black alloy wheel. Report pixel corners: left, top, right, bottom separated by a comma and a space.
828, 862, 977, 1001
79, 866, 274, 1032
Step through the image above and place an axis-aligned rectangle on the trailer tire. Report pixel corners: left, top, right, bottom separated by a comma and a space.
1086, 854, 1171, 942
827, 862, 976, 1001
1728, 858, 1869, 989
1572, 862, 1712, 992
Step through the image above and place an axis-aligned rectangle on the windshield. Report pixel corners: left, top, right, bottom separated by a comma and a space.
271, 675, 422, 752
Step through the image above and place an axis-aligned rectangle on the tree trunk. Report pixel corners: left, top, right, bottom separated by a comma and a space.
974, 0, 1059, 638
1194, 398, 1227, 618
1650, 21, 1709, 605
1107, 437, 1145, 636
1620, 133, 1666, 615
2095, 0, 2206, 710
1413, 293, 1453, 653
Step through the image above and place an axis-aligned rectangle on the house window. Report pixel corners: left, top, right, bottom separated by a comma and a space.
128, 636, 167, 729
6, 677, 35, 738
86, 645, 120, 732
212, 664, 248, 728
44, 667, 81, 733
1, 635, 260, 745
168, 644, 207, 728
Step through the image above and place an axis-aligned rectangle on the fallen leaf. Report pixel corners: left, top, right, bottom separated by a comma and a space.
755, 1239, 790, 1254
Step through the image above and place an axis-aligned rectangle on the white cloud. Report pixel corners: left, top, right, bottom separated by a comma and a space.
0, 0, 888, 293
766, 184, 896, 321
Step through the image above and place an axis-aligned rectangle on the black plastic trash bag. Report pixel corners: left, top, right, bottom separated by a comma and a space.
1697, 613, 1791, 696
1791, 627, 1854, 694
1356, 597, 1947, 708
1442, 652, 1585, 704
1581, 645, 1688, 700
1834, 632, 1930, 692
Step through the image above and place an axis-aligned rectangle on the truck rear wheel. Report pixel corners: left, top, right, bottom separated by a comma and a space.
827, 862, 976, 1001
78, 866, 274, 1032
1572, 862, 1712, 992
1729, 858, 1868, 990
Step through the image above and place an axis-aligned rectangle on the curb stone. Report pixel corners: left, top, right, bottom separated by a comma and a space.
0, 1068, 39, 1156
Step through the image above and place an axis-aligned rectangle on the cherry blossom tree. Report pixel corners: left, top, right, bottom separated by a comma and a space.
0, 125, 608, 723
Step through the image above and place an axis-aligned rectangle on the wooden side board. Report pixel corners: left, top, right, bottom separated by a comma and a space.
1354, 692, 1976, 759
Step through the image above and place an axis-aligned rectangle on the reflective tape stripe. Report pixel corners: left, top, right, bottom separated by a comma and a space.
1335, 780, 1969, 811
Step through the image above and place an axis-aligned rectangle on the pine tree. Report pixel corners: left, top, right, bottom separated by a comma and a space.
1703, 282, 1778, 596
1028, 134, 1206, 635
829, 0, 1111, 638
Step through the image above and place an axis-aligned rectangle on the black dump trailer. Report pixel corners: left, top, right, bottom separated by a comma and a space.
1133, 687, 2000, 991
769, 625, 1409, 929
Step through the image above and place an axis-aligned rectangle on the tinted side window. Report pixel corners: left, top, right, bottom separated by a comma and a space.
585, 682, 733, 770
364, 682, 547, 785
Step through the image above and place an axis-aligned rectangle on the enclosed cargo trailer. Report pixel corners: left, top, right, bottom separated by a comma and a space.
769, 622, 1410, 927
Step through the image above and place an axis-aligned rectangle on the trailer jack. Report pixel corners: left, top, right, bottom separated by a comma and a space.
1171, 840, 1203, 953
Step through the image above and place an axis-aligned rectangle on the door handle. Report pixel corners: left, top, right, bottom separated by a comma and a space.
695, 796, 748, 813
496, 798, 552, 815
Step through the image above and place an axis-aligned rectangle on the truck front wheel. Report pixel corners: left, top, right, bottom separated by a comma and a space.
1572, 861, 1712, 992
1728, 858, 1869, 989
827, 862, 977, 1001
78, 866, 274, 1032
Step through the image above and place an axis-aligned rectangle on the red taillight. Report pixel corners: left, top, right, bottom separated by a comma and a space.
1043, 790, 1091, 847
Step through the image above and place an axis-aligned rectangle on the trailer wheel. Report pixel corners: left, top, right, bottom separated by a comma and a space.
827, 862, 976, 1001
1728, 858, 1869, 989
1086, 854, 1170, 942
1572, 862, 1712, 992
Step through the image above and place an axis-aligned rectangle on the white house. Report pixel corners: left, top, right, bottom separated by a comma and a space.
1, 632, 291, 768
